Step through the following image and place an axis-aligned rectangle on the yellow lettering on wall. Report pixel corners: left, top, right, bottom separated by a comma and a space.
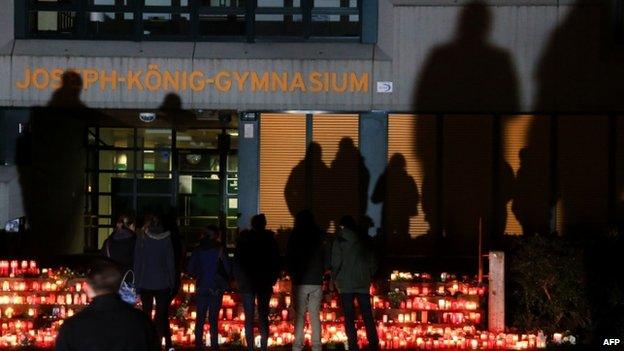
251, 72, 269, 92
32, 68, 50, 90
16, 68, 32, 90
50, 69, 64, 90
309, 71, 323, 93
233, 71, 249, 92
82, 69, 98, 90
126, 70, 144, 91
330, 72, 348, 93
144, 64, 163, 92
181, 71, 189, 91
189, 71, 206, 92
350, 72, 369, 93
99, 70, 118, 91
163, 71, 181, 91
271, 72, 288, 92
323, 72, 330, 92
215, 71, 232, 92
289, 72, 306, 92
13, 66, 371, 94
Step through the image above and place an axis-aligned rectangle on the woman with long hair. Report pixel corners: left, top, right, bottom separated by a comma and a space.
134, 214, 176, 351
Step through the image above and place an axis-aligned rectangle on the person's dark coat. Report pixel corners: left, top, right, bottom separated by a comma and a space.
233, 229, 280, 293
134, 226, 176, 291
55, 293, 159, 351
331, 228, 377, 294
101, 228, 136, 272
286, 227, 327, 286
187, 237, 231, 294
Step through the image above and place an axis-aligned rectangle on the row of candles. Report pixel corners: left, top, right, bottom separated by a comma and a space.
382, 311, 482, 325
180, 281, 486, 298
0, 292, 89, 306
180, 286, 481, 312
1, 306, 77, 320
0, 261, 551, 349
165, 322, 549, 350
0, 260, 40, 277
1, 318, 549, 350
404, 284, 486, 297
1, 280, 86, 293
372, 296, 480, 311
389, 271, 479, 284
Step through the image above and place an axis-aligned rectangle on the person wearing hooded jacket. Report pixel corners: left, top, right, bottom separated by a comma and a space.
186, 225, 231, 351
331, 215, 380, 351
134, 214, 176, 351
101, 214, 137, 273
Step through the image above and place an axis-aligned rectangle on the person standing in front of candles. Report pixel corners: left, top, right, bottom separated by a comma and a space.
101, 214, 137, 273
55, 259, 159, 351
233, 214, 280, 351
331, 215, 380, 351
286, 210, 328, 351
134, 214, 177, 351
187, 225, 232, 351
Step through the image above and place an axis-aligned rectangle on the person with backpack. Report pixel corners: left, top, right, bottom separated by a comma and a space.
134, 214, 176, 351
186, 225, 231, 351
101, 214, 137, 273
331, 215, 380, 351
286, 210, 327, 351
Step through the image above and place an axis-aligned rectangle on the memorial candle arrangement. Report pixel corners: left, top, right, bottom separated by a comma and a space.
0, 261, 87, 348
0, 262, 551, 349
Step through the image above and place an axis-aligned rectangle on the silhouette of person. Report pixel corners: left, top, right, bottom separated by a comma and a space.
372, 153, 419, 252
284, 142, 332, 231
512, 148, 550, 236
414, 1, 519, 255
17, 70, 97, 256
527, 1, 621, 237
327, 137, 370, 231
48, 71, 87, 109
158, 92, 195, 125
415, 1, 519, 112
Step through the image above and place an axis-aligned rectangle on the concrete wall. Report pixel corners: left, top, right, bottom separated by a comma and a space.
1, 0, 621, 255
389, 0, 623, 112
1, 1, 620, 112
0, 0, 14, 51
391, 2, 560, 111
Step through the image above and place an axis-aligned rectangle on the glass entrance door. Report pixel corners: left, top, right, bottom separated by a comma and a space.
85, 126, 238, 251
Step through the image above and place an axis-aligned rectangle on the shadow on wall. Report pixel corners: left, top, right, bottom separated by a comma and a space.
14, 76, 194, 257
413, 1, 518, 256
525, 3, 624, 341
16, 71, 97, 256
524, 0, 623, 237
371, 153, 420, 255
406, 0, 624, 256
284, 137, 370, 234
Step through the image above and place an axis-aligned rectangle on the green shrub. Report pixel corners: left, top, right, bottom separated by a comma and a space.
507, 234, 591, 335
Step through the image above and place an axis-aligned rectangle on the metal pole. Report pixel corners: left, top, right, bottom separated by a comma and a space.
478, 217, 483, 284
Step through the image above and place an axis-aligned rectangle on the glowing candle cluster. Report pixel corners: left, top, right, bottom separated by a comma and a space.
0, 261, 555, 349
0, 260, 39, 278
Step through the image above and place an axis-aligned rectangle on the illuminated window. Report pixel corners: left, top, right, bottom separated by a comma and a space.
22, 0, 363, 41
